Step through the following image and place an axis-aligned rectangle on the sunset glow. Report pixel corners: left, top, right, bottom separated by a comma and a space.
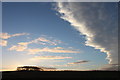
1, 2, 118, 71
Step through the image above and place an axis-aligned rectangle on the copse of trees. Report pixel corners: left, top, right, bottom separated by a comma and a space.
17, 66, 44, 71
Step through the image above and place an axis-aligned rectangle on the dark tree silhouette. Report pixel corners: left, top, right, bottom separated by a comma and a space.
17, 66, 44, 71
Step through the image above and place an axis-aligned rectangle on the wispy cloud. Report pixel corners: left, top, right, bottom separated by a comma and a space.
0, 33, 29, 39
18, 37, 61, 46
49, 64, 68, 67
31, 56, 72, 60
8, 36, 64, 52
27, 47, 80, 54
68, 60, 89, 65
0, 33, 29, 46
48, 60, 89, 68
99, 64, 119, 71
56, 2, 118, 64
8, 34, 80, 54
9, 45, 27, 51
0, 40, 7, 46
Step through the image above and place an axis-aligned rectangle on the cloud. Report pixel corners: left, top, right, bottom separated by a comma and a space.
68, 60, 89, 65
0, 33, 29, 46
9, 36, 63, 52
27, 47, 80, 54
49, 64, 68, 67
31, 56, 72, 60
30, 37, 60, 45
17, 37, 61, 46
40, 66, 57, 71
41, 66, 57, 70
0, 40, 7, 46
100, 64, 119, 71
0, 33, 29, 39
8, 35, 79, 54
49, 60, 89, 67
9, 45, 27, 51
55, 2, 118, 64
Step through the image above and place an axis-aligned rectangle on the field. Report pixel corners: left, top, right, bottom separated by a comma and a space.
1, 71, 119, 80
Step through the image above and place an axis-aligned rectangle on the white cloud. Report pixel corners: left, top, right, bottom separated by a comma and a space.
9, 36, 64, 52
9, 45, 27, 51
31, 37, 59, 45
17, 37, 61, 47
0, 40, 7, 46
27, 47, 80, 54
0, 33, 29, 39
0, 33, 29, 46
31, 56, 72, 60
8, 36, 79, 54
56, 2, 118, 64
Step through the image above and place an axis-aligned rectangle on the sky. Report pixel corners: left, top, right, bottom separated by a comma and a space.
1, 0, 120, 2
0, 1, 1, 79
0, 2, 118, 71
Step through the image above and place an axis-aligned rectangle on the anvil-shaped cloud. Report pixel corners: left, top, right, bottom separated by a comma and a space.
55, 2, 118, 65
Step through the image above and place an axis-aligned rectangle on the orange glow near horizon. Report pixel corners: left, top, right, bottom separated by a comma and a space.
0, 68, 16, 71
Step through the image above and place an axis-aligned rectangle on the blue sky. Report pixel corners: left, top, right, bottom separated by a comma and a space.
1, 2, 118, 71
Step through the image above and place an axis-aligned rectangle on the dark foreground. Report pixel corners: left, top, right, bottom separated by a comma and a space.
1, 71, 119, 80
